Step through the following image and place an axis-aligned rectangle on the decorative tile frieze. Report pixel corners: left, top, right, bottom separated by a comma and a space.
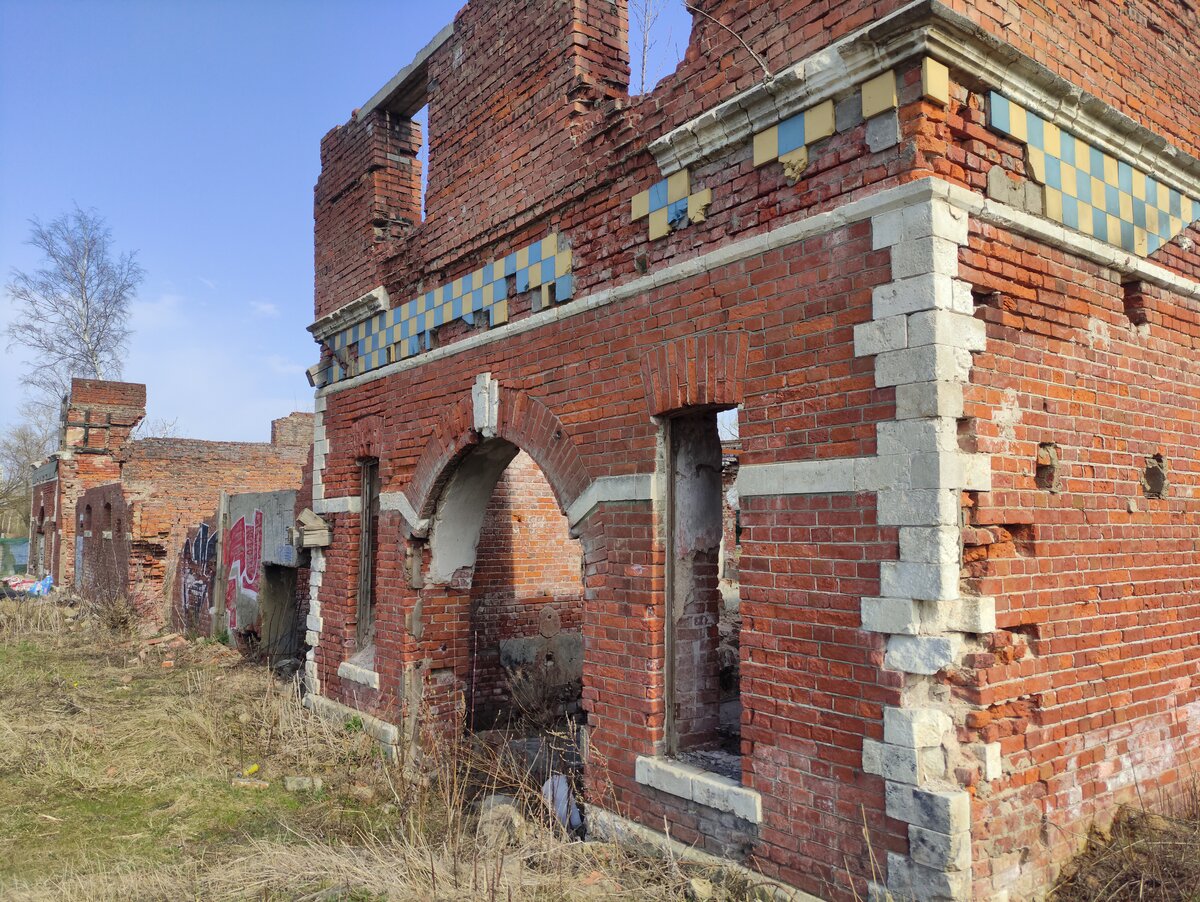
311, 234, 574, 387
631, 169, 712, 240
989, 91, 1199, 256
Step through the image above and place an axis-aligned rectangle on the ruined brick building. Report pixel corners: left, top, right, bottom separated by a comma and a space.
301, 1, 1200, 899
30, 379, 312, 622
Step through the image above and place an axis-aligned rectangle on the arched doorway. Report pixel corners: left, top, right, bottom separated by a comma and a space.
421, 438, 585, 732
467, 449, 583, 731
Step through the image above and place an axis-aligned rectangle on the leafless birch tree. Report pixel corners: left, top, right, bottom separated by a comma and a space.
0, 423, 53, 538
5, 206, 143, 418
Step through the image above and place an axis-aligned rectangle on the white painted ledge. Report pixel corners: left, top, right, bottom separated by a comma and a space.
313, 495, 362, 515
380, 491, 428, 534
588, 808, 824, 901
303, 693, 398, 748
566, 474, 655, 527
635, 755, 762, 824
337, 661, 381, 690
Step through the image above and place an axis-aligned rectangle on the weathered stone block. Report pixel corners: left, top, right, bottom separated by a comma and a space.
862, 596, 920, 635
884, 708, 953, 748
886, 635, 962, 674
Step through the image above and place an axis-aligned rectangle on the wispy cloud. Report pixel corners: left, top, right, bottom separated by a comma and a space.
198, 276, 217, 290
122, 290, 313, 441
130, 293, 185, 331
266, 354, 307, 377
251, 301, 279, 318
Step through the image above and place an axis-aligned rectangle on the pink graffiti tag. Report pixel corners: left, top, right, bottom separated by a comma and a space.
224, 510, 264, 620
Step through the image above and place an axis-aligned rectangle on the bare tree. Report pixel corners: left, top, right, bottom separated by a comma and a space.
631, 0, 693, 95
630, 0, 664, 95
0, 423, 53, 538
134, 416, 180, 439
5, 206, 143, 417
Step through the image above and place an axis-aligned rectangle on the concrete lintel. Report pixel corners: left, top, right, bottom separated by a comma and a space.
358, 22, 454, 118
737, 457, 870, 497
337, 661, 381, 690
566, 474, 654, 527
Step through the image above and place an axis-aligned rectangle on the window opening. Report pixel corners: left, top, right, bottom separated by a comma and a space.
665, 406, 741, 778
413, 104, 429, 219
629, 0, 691, 95
357, 458, 381, 647
1141, 453, 1167, 500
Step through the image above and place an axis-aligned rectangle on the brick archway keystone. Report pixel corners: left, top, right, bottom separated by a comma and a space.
639, 331, 750, 416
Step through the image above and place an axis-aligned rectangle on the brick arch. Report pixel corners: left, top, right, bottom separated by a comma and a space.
405, 395, 476, 518
405, 387, 589, 521
350, 414, 385, 460
638, 330, 750, 416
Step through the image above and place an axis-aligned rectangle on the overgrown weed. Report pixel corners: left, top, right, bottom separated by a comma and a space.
0, 594, 752, 901
1052, 784, 1200, 902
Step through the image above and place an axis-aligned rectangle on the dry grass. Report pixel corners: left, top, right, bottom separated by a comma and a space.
0, 595, 752, 901
1051, 790, 1200, 902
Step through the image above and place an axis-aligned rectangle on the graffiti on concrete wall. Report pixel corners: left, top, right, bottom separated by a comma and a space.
224, 510, 263, 630
180, 523, 218, 631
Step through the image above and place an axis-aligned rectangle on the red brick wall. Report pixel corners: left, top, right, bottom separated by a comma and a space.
29, 476, 58, 581
308, 1, 1200, 897
957, 223, 1200, 897
272, 412, 316, 447
312, 221, 898, 888
45, 378, 146, 588
75, 483, 131, 605
467, 451, 583, 725
124, 436, 309, 609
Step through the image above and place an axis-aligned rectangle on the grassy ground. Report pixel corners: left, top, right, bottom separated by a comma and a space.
0, 597, 752, 901
1051, 800, 1200, 902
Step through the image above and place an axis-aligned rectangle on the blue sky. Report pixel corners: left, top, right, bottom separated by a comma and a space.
0, 0, 690, 442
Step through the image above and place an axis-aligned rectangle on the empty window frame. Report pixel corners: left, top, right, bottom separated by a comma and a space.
665, 409, 729, 756
357, 458, 381, 647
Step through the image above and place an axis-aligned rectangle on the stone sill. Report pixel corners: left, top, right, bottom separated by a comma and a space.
337, 661, 381, 690
303, 693, 397, 749
635, 755, 762, 824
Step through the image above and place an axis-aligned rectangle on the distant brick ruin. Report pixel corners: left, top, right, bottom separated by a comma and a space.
29, 379, 311, 626
299, 2, 1200, 899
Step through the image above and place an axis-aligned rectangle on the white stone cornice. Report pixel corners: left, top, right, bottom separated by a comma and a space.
649, 0, 1200, 206
308, 286, 390, 342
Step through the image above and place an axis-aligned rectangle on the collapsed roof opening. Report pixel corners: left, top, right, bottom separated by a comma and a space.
628, 0, 691, 95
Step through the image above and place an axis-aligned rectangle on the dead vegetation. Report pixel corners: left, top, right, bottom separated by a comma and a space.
1051, 794, 1200, 902
0, 595, 756, 901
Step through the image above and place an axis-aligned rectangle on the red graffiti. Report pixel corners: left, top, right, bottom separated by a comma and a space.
224, 510, 263, 615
